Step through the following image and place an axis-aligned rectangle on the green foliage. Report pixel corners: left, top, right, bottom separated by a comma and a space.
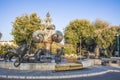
11, 13, 41, 45
94, 19, 109, 29
94, 20, 117, 49
85, 37, 95, 46
51, 42, 62, 55
115, 26, 120, 35
93, 20, 119, 57
32, 42, 62, 55
64, 44, 76, 55
0, 44, 17, 55
64, 19, 119, 57
64, 19, 95, 45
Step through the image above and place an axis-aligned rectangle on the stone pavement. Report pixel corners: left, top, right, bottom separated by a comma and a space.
0, 65, 120, 79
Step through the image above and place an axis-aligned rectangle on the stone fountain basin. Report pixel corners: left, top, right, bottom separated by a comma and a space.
0, 62, 83, 71
0, 59, 101, 71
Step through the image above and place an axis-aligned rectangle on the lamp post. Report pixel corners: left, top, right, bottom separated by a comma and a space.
0, 32, 2, 39
116, 34, 120, 57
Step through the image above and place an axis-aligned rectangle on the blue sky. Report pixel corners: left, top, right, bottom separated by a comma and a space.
0, 0, 120, 41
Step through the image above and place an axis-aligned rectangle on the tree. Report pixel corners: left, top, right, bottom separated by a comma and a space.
94, 19, 109, 29
64, 44, 76, 55
85, 37, 96, 52
64, 19, 95, 56
64, 19, 119, 57
116, 25, 120, 35
94, 28, 116, 49
64, 19, 95, 45
94, 19, 110, 47
11, 13, 41, 45
93, 19, 118, 57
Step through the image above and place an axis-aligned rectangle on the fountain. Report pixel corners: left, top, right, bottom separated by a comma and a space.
3, 12, 64, 67
1, 13, 87, 71
32, 12, 63, 63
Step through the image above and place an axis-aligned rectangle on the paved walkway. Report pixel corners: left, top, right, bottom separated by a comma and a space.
0, 65, 120, 79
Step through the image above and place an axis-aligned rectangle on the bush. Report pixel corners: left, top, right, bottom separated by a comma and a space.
0, 44, 17, 55
51, 42, 62, 55
64, 44, 76, 55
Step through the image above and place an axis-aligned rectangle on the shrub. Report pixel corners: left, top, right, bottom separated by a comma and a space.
64, 44, 76, 55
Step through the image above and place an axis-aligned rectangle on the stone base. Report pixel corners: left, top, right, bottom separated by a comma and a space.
55, 63, 83, 71
0, 62, 84, 71
94, 59, 102, 65
76, 59, 101, 68
0, 62, 55, 71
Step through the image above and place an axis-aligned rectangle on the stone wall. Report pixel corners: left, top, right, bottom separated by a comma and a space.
0, 62, 56, 71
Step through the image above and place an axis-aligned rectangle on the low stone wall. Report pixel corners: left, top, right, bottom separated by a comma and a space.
94, 59, 102, 65
76, 59, 101, 68
0, 59, 101, 71
0, 62, 56, 71
0, 62, 84, 71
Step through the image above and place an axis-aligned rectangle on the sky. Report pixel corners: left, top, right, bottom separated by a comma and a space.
0, 0, 120, 41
